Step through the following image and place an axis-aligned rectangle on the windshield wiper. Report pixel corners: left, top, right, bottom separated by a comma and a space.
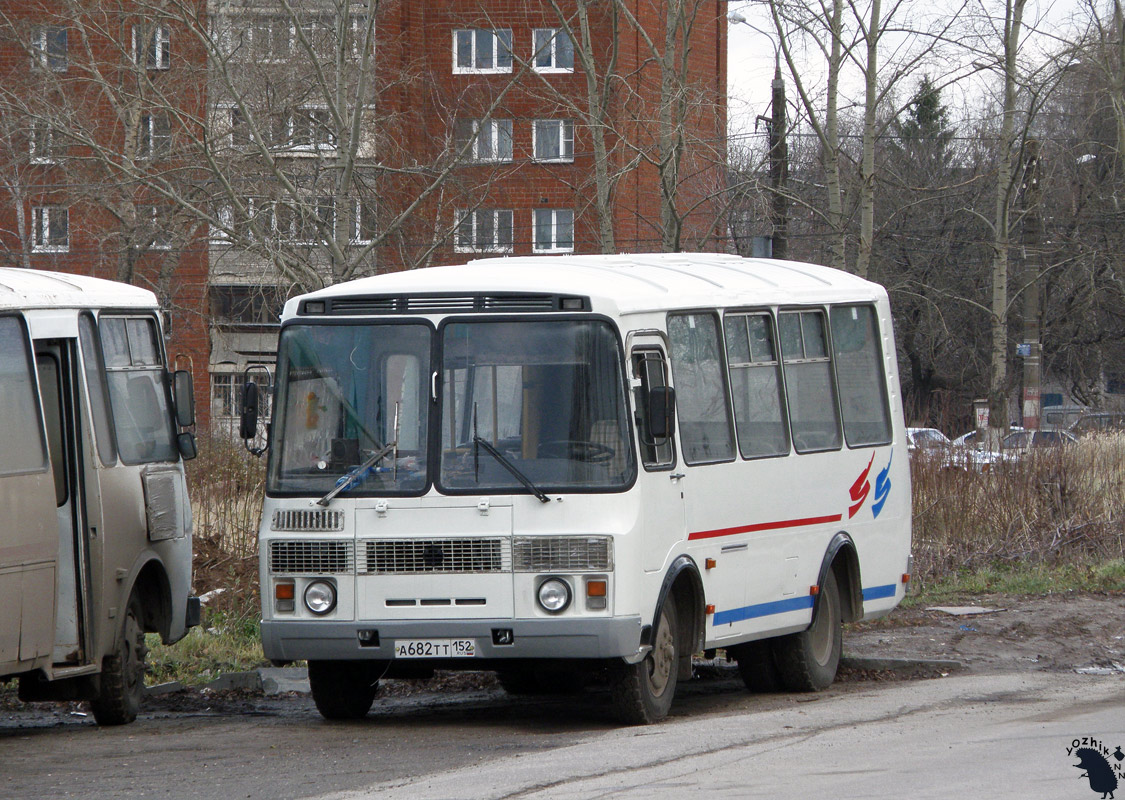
317, 443, 396, 507
473, 436, 551, 504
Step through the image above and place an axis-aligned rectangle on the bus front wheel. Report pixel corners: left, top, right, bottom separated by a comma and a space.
609, 597, 679, 724
89, 593, 147, 725
308, 660, 384, 720
774, 569, 842, 691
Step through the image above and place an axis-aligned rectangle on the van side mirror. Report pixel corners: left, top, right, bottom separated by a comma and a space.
172, 370, 195, 428
647, 386, 676, 440
239, 381, 260, 441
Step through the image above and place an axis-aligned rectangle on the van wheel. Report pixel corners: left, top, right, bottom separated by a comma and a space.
774, 569, 842, 691
89, 594, 147, 726
308, 660, 383, 720
729, 639, 783, 692
609, 597, 678, 724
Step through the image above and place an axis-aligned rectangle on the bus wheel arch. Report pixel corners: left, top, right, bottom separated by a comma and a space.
130, 558, 174, 642
819, 532, 863, 624
609, 556, 704, 725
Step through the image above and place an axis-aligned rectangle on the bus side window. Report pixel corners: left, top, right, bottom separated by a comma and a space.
0, 316, 49, 477
779, 309, 842, 453
631, 349, 674, 469
667, 313, 735, 465
830, 305, 892, 447
724, 312, 790, 458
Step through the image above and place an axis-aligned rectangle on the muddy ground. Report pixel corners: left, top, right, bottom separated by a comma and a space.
1, 591, 1122, 725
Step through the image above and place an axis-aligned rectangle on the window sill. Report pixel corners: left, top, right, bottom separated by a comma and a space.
32, 246, 69, 253
452, 67, 513, 75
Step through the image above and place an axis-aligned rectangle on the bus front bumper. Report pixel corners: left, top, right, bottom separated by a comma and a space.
261, 616, 644, 662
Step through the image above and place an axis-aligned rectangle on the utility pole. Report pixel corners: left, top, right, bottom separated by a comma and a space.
1021, 140, 1042, 430
769, 56, 789, 260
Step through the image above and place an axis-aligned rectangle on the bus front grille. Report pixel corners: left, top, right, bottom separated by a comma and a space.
272, 509, 345, 532
269, 540, 353, 574
512, 536, 614, 572
360, 538, 510, 574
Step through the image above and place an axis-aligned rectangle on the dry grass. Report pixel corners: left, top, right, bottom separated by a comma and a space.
910, 434, 1125, 594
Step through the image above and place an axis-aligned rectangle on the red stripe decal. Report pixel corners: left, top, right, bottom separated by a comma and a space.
688, 514, 843, 541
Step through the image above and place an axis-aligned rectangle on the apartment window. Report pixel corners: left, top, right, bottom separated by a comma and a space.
133, 25, 170, 69
211, 205, 233, 242
454, 118, 513, 162
277, 197, 334, 243
291, 108, 335, 151
354, 199, 377, 243
140, 114, 171, 158
532, 208, 573, 253
533, 29, 574, 71
32, 27, 67, 72
30, 122, 65, 163
453, 29, 512, 73
140, 205, 172, 250
225, 106, 252, 150
211, 285, 286, 325
32, 206, 69, 252
251, 16, 291, 62
533, 119, 574, 162
211, 371, 272, 424
455, 209, 513, 253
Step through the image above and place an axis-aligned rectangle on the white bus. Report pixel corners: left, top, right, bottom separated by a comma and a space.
0, 269, 199, 725
243, 253, 911, 724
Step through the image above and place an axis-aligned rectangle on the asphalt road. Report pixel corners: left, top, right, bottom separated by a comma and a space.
1, 669, 1122, 800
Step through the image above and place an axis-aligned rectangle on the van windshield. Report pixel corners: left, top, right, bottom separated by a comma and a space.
268, 323, 431, 495
439, 319, 635, 493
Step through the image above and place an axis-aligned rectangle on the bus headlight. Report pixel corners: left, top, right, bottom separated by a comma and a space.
303, 580, 337, 615
537, 578, 571, 614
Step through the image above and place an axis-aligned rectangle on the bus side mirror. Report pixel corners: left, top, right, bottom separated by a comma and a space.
172, 370, 195, 428
239, 381, 260, 441
647, 386, 676, 440
177, 431, 198, 461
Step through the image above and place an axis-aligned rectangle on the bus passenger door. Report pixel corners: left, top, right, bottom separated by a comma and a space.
629, 341, 686, 573
36, 341, 91, 666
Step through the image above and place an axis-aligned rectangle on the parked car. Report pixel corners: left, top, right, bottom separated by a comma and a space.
951, 426, 1023, 449
906, 427, 952, 453
1068, 412, 1125, 437
998, 429, 1078, 461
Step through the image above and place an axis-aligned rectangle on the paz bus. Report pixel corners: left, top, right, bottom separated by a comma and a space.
241, 253, 911, 724
0, 269, 199, 725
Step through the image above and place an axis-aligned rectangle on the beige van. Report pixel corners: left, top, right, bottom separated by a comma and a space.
0, 269, 197, 725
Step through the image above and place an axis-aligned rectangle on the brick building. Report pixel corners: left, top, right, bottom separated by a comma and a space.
1, 1, 727, 433
0, 0, 213, 424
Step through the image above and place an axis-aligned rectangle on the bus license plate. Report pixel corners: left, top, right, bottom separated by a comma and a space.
393, 639, 476, 659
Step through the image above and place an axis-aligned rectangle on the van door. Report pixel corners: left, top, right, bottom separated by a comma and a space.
628, 336, 686, 573
36, 340, 91, 665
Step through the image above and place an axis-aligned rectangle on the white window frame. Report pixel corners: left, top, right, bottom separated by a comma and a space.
452, 28, 512, 74
456, 119, 513, 163
532, 208, 573, 253
353, 199, 376, 244
32, 26, 67, 72
140, 205, 173, 250
29, 122, 62, 164
132, 25, 171, 69
210, 205, 233, 243
249, 15, 292, 63
532, 119, 574, 163
290, 107, 336, 152
455, 209, 514, 254
32, 206, 69, 252
532, 28, 574, 73
140, 113, 171, 159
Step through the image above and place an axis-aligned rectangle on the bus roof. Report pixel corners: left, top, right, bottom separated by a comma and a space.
0, 269, 157, 311
287, 253, 885, 318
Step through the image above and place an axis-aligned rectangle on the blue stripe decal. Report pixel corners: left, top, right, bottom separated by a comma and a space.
712, 584, 899, 627
712, 595, 814, 626
862, 584, 897, 602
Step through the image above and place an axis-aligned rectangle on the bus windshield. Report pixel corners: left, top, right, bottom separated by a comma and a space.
440, 319, 635, 493
268, 322, 431, 495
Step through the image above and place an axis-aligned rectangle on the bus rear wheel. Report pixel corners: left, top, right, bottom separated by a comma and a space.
308, 660, 384, 720
729, 639, 783, 693
89, 594, 147, 726
774, 569, 842, 692
609, 597, 678, 724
